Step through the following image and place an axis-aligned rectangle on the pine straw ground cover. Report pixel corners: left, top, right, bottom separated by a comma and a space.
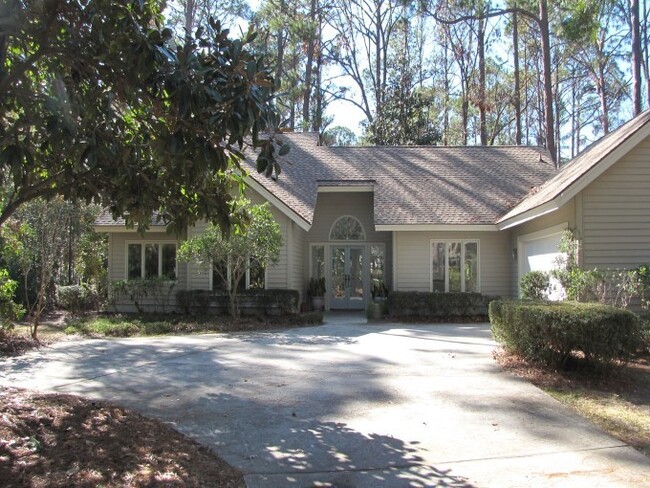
0, 387, 244, 487
494, 347, 650, 456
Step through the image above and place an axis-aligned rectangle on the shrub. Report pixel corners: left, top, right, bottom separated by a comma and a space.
489, 299, 641, 369
175, 289, 300, 316
0, 269, 25, 329
176, 290, 212, 314
520, 271, 551, 300
56, 284, 100, 314
387, 292, 494, 320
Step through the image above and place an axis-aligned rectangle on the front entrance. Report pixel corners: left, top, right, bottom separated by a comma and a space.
330, 245, 365, 309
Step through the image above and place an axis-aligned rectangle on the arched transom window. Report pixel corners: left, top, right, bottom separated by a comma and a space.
329, 216, 366, 241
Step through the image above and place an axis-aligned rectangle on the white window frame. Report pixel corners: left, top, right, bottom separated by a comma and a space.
429, 240, 480, 293
125, 241, 177, 281
209, 256, 268, 291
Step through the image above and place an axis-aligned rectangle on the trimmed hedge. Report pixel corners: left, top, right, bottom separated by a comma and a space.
489, 299, 641, 369
387, 292, 494, 320
176, 289, 300, 316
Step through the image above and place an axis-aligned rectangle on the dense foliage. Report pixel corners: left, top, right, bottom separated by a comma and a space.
489, 299, 641, 369
176, 288, 300, 315
387, 291, 493, 320
1, 0, 285, 232
178, 201, 282, 317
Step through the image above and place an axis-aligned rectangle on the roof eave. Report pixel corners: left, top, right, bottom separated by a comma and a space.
245, 175, 312, 232
498, 112, 650, 229
375, 224, 499, 232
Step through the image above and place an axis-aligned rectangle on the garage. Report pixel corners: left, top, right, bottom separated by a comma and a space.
517, 224, 567, 300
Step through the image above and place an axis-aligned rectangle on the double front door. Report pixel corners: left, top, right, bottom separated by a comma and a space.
330, 245, 365, 309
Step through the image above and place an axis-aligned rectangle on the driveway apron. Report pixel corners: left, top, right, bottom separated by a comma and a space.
1, 315, 648, 487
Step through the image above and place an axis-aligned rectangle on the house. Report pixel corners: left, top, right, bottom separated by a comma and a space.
94, 110, 650, 311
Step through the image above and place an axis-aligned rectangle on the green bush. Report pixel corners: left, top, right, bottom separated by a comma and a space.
387, 292, 493, 320
489, 299, 641, 369
0, 269, 25, 329
176, 289, 300, 316
176, 289, 212, 314
520, 271, 551, 300
56, 284, 100, 314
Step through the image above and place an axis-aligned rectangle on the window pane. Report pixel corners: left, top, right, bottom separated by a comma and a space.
311, 245, 325, 279
212, 260, 228, 291
330, 216, 365, 240
162, 244, 176, 280
448, 242, 462, 292
464, 242, 479, 292
144, 243, 159, 279
249, 258, 265, 289
128, 244, 142, 280
370, 245, 385, 296
431, 242, 446, 292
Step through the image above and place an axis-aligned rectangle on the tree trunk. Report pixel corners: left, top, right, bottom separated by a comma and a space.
275, 0, 286, 87
632, 0, 643, 115
512, 9, 522, 145
478, 15, 487, 145
539, 0, 557, 164
302, 0, 317, 130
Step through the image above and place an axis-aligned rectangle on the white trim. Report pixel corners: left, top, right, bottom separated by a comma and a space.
392, 232, 397, 292
429, 239, 481, 293
499, 116, 650, 229
516, 222, 568, 297
497, 201, 560, 230
94, 225, 169, 233
318, 185, 374, 193
376, 224, 498, 232
245, 176, 311, 232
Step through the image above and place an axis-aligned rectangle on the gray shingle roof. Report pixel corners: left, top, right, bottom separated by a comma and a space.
246, 134, 556, 226
499, 109, 650, 225
95, 132, 556, 228
95, 210, 167, 227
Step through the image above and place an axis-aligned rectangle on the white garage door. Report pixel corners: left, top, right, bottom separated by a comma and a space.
519, 228, 566, 300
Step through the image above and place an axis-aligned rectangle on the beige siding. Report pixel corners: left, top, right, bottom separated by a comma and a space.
581, 136, 650, 268
303, 192, 393, 293
265, 208, 289, 289
187, 221, 210, 290
290, 223, 306, 296
394, 230, 513, 297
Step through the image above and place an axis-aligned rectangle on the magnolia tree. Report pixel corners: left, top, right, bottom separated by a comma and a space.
178, 201, 282, 317
1, 0, 286, 233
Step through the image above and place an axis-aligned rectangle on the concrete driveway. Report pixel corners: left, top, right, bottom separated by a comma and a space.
1, 314, 648, 487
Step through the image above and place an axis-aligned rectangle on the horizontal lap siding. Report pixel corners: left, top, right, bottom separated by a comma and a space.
582, 137, 650, 269
265, 209, 289, 289
187, 221, 210, 290
291, 224, 306, 297
394, 231, 513, 297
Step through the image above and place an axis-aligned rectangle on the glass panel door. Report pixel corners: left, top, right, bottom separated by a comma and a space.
348, 246, 364, 307
330, 246, 347, 309
329, 245, 366, 309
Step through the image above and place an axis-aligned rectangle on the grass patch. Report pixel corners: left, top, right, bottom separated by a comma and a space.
543, 388, 650, 456
495, 347, 650, 457
64, 312, 324, 338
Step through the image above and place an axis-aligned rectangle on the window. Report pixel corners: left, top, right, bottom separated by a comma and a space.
430, 241, 479, 293
211, 257, 265, 291
329, 216, 365, 241
127, 242, 176, 280
311, 245, 325, 280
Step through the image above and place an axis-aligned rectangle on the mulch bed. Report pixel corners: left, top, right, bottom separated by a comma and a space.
0, 387, 245, 487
